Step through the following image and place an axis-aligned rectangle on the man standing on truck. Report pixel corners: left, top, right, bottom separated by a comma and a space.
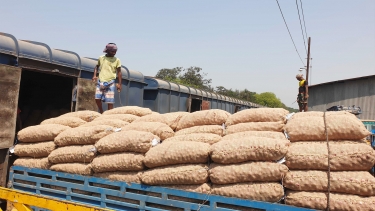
296, 74, 308, 112
92, 43, 122, 113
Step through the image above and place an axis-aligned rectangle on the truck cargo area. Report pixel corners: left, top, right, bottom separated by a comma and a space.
18, 70, 74, 128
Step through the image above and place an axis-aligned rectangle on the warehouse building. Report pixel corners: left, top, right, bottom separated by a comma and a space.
308, 75, 375, 120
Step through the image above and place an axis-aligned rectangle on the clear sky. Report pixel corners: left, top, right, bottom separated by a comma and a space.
1, 0, 374, 108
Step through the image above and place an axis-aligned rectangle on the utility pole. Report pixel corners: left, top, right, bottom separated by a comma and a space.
306, 37, 311, 83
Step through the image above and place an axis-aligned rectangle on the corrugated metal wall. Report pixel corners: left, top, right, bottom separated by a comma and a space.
308, 76, 375, 120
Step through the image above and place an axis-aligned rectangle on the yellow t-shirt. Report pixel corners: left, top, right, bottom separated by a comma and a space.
97, 55, 121, 82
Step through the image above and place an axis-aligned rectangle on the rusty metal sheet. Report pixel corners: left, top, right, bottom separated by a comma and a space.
0, 64, 21, 149
202, 100, 210, 110
76, 78, 97, 112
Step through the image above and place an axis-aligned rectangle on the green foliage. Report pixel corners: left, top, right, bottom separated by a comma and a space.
155, 67, 213, 91
155, 67, 182, 81
155, 67, 297, 111
254, 92, 283, 108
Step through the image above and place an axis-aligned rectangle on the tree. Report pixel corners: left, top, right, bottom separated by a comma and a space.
215, 86, 227, 95
254, 92, 284, 108
179, 67, 212, 90
155, 66, 212, 91
155, 67, 182, 81
239, 89, 257, 102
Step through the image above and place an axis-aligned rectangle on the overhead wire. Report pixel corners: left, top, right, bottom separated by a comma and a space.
296, 0, 307, 55
275, 0, 305, 66
299, 0, 308, 42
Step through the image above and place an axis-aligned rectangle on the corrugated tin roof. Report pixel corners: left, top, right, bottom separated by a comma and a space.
309, 75, 375, 88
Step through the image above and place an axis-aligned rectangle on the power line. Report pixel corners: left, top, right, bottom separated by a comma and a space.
275, 0, 305, 65
296, 0, 307, 54
300, 0, 308, 42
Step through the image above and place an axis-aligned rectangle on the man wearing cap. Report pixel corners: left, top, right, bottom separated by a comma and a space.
92, 43, 122, 113
296, 74, 308, 112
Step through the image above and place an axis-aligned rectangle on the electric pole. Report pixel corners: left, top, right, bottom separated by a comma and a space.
306, 37, 311, 83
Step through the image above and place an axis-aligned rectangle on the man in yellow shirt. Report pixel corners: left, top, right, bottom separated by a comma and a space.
296, 74, 309, 112
92, 43, 122, 113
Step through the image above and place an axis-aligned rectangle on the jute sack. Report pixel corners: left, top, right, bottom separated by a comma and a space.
226, 122, 285, 135
144, 141, 210, 168
48, 145, 96, 164
95, 130, 158, 154
163, 133, 222, 145
285, 191, 375, 211
91, 152, 145, 173
163, 183, 211, 194
17, 124, 70, 143
93, 114, 139, 123
285, 115, 370, 141
94, 172, 142, 184
122, 122, 174, 140
283, 171, 375, 196
176, 109, 230, 131
226, 108, 289, 126
175, 125, 224, 137
54, 125, 116, 146
211, 137, 290, 164
13, 157, 51, 170
289, 111, 351, 119
285, 142, 375, 171
41, 117, 87, 128
222, 131, 286, 141
212, 182, 284, 202
59, 110, 101, 122
80, 119, 129, 128
133, 112, 188, 130
14, 141, 56, 158
209, 162, 288, 184
50, 163, 92, 175
141, 164, 208, 185
103, 106, 152, 117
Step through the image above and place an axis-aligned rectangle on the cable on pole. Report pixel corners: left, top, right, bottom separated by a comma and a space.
296, 0, 307, 54
275, 0, 305, 65
300, 0, 308, 41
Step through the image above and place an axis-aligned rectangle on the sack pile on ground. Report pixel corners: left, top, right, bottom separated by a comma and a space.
283, 111, 375, 211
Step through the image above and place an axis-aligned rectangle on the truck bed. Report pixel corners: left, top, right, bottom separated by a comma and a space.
8, 166, 315, 211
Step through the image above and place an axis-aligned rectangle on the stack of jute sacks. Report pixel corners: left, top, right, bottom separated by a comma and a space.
208, 108, 290, 202
92, 130, 159, 184
46, 111, 113, 175
89, 106, 157, 183
46, 107, 155, 176
14, 124, 70, 169
139, 109, 231, 194
283, 111, 375, 211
